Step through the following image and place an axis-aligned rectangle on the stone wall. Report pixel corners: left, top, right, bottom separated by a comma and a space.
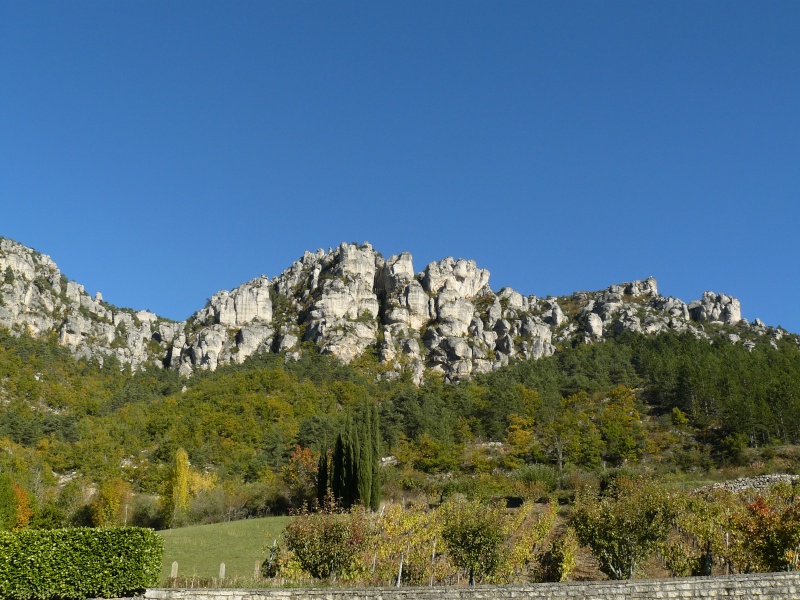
145, 571, 800, 600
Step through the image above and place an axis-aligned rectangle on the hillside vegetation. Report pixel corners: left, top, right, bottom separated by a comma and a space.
3, 322, 800, 534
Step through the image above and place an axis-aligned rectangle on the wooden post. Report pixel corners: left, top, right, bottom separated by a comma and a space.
430, 539, 437, 586
396, 552, 404, 587
254, 560, 261, 579
170, 561, 179, 578
266, 538, 277, 576
726, 532, 730, 575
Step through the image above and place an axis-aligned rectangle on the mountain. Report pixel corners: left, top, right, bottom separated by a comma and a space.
0, 237, 794, 382
4, 236, 800, 532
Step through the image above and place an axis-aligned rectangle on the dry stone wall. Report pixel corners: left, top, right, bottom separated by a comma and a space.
144, 572, 800, 600
696, 474, 800, 496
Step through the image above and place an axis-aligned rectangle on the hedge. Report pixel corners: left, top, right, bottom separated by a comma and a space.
0, 527, 163, 599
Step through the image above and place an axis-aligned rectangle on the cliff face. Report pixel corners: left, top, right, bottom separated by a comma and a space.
0, 238, 181, 370
0, 238, 791, 381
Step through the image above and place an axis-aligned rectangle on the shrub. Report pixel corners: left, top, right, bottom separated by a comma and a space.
538, 527, 578, 582
513, 463, 559, 492
129, 495, 165, 529
441, 498, 506, 585
0, 527, 162, 599
281, 496, 372, 581
440, 473, 515, 502
733, 489, 800, 573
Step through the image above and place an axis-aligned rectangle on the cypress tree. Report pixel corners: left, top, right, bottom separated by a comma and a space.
330, 403, 383, 510
370, 401, 382, 510
331, 434, 345, 504
357, 401, 373, 508
344, 417, 358, 507
316, 441, 329, 507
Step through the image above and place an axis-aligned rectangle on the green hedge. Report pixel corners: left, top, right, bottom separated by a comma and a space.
0, 527, 163, 599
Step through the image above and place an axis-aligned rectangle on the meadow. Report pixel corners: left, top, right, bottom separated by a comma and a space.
158, 516, 290, 583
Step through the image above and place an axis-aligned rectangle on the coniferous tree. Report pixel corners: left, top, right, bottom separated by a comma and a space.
330, 401, 382, 509
317, 441, 329, 507
369, 401, 382, 510
356, 403, 373, 508
331, 434, 345, 503
344, 417, 358, 507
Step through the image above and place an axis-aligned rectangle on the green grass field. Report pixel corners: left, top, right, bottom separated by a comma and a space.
158, 516, 290, 582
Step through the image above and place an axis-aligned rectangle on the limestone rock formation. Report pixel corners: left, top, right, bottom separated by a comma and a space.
0, 238, 179, 370
688, 291, 742, 325
0, 236, 792, 383
200, 278, 272, 327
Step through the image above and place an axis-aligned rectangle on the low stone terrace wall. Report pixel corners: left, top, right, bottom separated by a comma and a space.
144, 571, 800, 599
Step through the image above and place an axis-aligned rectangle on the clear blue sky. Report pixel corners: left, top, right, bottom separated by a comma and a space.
2, 1, 799, 332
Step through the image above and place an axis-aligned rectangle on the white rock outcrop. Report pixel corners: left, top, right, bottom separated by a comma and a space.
0, 236, 781, 382
688, 292, 742, 325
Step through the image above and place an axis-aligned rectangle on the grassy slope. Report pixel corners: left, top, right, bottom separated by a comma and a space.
158, 516, 290, 581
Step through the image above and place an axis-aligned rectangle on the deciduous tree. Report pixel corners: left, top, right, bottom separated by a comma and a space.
283, 445, 318, 507
572, 478, 677, 579
162, 447, 190, 528
439, 498, 556, 585
89, 478, 132, 526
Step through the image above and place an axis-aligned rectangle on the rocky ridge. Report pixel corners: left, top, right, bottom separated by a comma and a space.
0, 238, 794, 382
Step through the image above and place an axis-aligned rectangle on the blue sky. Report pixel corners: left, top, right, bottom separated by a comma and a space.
2, 1, 799, 332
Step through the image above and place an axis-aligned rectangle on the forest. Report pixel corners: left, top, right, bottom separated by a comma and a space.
2, 324, 800, 534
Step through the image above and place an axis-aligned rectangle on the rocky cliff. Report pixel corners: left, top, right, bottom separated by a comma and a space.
0, 238, 793, 382
0, 238, 180, 370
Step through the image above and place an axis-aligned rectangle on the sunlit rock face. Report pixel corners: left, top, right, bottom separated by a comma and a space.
1, 236, 781, 382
